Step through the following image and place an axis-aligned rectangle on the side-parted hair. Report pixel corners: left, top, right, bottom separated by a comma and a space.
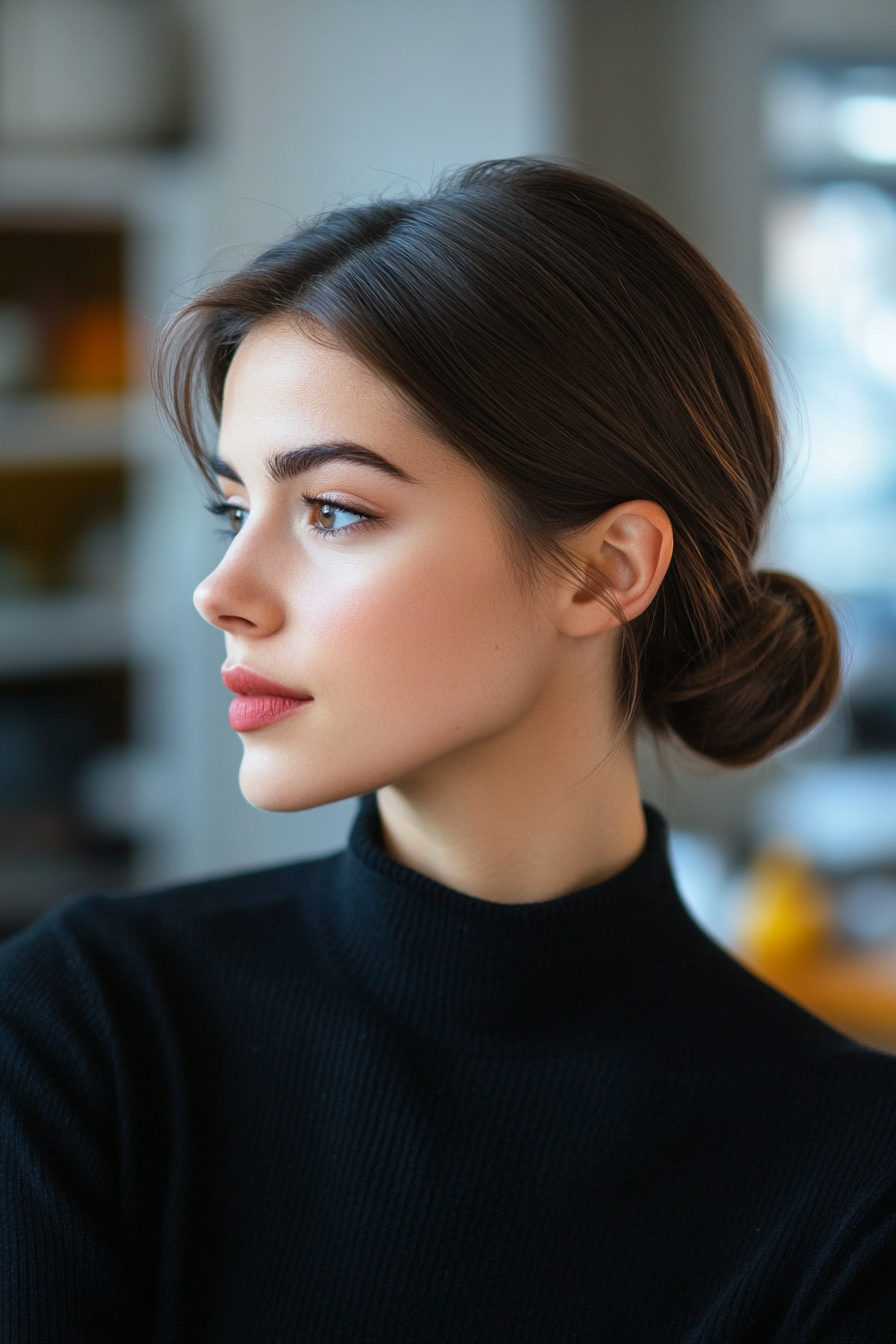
155, 159, 839, 766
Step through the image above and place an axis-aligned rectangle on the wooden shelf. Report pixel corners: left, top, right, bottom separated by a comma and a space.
0, 148, 179, 214
0, 592, 126, 677
0, 393, 125, 465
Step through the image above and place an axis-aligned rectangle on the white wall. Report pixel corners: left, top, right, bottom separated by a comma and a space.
569, 0, 765, 313
769, 0, 896, 55
197, 0, 566, 254
569, 0, 896, 320
141, 0, 568, 884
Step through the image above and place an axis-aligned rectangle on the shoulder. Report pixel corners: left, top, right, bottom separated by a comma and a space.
108, 847, 344, 926
0, 851, 349, 1153
0, 849, 346, 1034
681, 923, 896, 1142
6, 848, 341, 950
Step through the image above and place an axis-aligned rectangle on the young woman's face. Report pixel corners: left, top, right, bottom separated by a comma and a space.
193, 318, 567, 812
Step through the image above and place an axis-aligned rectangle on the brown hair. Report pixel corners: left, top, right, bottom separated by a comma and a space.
155, 159, 839, 766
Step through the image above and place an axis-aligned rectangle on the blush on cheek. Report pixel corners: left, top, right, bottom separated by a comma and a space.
234, 517, 549, 814
327, 562, 499, 684
235, 582, 544, 813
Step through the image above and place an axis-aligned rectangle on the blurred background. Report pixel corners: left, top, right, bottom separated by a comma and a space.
2, 0, 896, 1049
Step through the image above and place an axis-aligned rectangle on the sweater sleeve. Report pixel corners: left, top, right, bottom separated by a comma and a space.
0, 907, 151, 1343
781, 1172, 896, 1344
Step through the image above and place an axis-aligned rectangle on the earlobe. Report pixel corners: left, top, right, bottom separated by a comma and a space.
559, 501, 673, 637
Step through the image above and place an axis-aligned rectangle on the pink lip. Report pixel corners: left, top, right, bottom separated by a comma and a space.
221, 665, 312, 732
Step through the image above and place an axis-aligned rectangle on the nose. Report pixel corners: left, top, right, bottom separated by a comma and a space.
193, 539, 284, 638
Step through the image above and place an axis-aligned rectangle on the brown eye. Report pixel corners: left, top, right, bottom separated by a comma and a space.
310, 500, 367, 533
207, 498, 249, 539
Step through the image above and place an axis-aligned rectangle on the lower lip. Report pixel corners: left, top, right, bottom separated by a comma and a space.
228, 694, 310, 732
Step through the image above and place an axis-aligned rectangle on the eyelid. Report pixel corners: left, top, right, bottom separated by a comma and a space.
205, 497, 248, 542
302, 487, 378, 513
302, 490, 380, 519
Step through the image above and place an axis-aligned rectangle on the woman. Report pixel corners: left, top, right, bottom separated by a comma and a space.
2, 160, 895, 1342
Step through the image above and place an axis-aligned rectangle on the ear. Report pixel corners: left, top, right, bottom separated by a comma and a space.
554, 501, 673, 638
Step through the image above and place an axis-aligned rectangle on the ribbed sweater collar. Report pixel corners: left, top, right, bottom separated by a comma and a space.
326, 795, 703, 1044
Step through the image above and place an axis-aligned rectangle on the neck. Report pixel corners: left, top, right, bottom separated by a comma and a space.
377, 664, 646, 905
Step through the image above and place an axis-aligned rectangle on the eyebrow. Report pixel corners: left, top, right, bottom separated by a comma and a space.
209, 442, 417, 487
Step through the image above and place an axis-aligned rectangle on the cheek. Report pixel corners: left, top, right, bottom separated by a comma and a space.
236, 528, 557, 812
299, 540, 540, 727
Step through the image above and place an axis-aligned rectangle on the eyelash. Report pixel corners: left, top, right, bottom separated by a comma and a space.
302, 492, 379, 538
205, 494, 378, 540
205, 499, 248, 540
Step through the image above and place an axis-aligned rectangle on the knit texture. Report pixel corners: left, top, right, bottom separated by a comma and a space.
2, 799, 896, 1343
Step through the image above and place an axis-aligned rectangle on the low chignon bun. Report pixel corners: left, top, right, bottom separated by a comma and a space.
641, 570, 841, 767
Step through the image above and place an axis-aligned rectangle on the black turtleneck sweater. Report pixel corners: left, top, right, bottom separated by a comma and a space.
2, 800, 896, 1343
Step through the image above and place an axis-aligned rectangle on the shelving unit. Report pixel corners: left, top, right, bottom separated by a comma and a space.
0, 148, 203, 933
0, 594, 126, 677
0, 393, 124, 463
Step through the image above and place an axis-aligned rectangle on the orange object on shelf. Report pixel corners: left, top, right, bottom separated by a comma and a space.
737, 847, 896, 1053
52, 301, 128, 394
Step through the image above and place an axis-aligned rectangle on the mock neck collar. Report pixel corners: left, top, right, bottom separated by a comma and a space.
324, 795, 706, 1044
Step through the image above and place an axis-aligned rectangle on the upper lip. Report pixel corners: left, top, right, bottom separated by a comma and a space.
221, 665, 312, 699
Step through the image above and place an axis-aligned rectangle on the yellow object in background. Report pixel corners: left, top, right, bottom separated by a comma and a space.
738, 846, 896, 1054
739, 849, 835, 969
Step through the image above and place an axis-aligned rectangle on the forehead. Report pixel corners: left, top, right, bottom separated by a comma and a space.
216, 315, 529, 572
219, 318, 437, 465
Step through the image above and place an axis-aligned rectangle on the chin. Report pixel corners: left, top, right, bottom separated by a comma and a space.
238, 754, 356, 813
236, 736, 405, 813
234, 699, 519, 814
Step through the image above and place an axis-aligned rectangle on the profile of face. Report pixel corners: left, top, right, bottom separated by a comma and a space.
193, 318, 670, 816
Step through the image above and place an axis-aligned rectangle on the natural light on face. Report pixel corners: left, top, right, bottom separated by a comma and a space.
192, 318, 563, 813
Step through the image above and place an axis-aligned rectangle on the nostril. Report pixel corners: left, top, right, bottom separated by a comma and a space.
192, 566, 284, 637
219, 615, 258, 631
